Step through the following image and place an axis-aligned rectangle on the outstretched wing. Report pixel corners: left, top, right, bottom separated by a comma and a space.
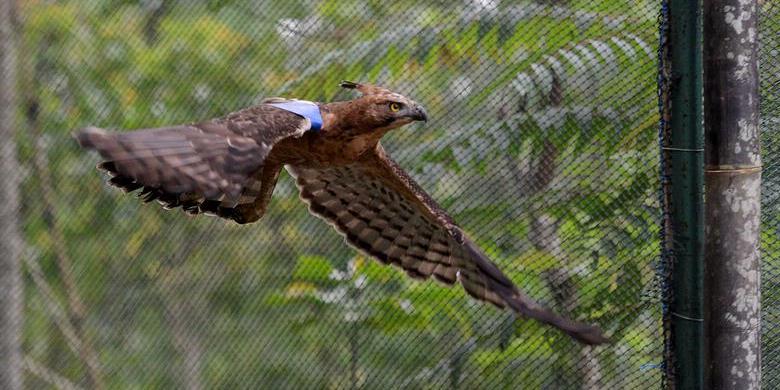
288, 145, 607, 345
76, 103, 310, 224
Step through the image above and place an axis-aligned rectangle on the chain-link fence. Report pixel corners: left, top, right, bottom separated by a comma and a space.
762, 1, 780, 388
0, 0, 767, 388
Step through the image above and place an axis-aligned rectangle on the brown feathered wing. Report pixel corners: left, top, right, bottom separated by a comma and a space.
288, 145, 607, 345
76, 103, 309, 224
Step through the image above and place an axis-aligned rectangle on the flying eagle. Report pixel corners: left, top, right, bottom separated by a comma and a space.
76, 81, 607, 345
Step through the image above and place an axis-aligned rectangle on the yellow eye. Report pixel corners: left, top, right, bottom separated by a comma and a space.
389, 102, 401, 112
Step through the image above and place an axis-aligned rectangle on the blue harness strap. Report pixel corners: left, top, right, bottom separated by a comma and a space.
267, 101, 323, 132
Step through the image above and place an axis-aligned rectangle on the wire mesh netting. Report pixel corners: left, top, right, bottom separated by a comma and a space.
762, 1, 780, 388
10, 0, 679, 388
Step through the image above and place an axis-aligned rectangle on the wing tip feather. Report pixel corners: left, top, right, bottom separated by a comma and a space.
74, 126, 109, 149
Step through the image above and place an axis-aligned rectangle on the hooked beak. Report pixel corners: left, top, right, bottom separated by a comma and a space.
410, 104, 428, 122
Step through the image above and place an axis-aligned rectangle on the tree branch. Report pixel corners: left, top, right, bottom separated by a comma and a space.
26, 98, 105, 389
23, 356, 84, 390
0, 0, 24, 388
22, 252, 85, 365
156, 226, 206, 390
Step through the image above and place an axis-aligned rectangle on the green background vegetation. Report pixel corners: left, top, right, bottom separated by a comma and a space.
16, 0, 779, 388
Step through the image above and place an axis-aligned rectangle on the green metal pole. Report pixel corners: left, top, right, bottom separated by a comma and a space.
667, 0, 704, 388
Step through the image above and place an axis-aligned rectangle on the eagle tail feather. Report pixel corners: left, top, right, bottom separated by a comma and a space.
462, 238, 608, 345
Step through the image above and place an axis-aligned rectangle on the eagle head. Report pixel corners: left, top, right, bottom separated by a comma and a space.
324, 81, 428, 136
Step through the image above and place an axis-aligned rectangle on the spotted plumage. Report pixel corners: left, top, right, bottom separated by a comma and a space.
76, 81, 607, 345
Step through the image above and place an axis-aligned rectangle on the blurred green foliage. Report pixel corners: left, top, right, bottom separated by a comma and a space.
760, 1, 780, 385
15, 0, 668, 388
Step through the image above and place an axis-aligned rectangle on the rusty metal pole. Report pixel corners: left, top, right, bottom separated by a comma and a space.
703, 0, 761, 388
